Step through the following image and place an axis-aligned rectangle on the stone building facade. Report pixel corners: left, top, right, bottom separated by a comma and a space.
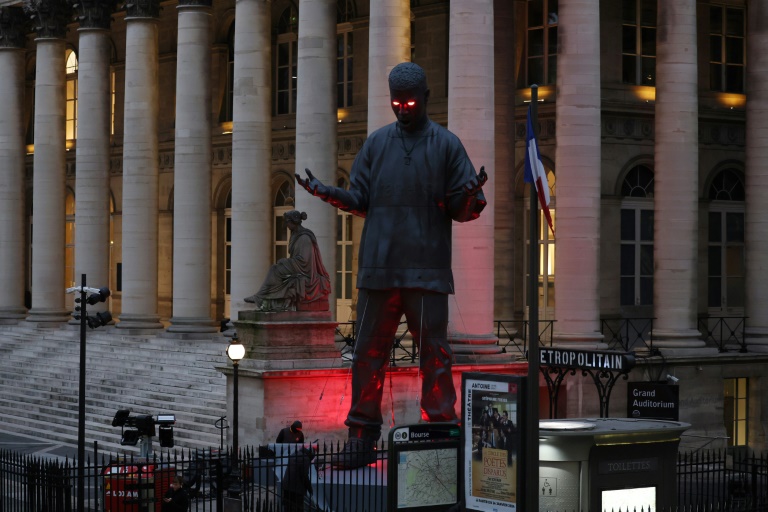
0, 0, 766, 450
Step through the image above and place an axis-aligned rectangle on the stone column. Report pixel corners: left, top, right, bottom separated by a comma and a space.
116, 0, 163, 331
0, 7, 28, 323
26, 1, 71, 324
353, 0, 410, 315
552, 0, 604, 348
367, 0, 410, 132
72, 2, 116, 317
651, 0, 708, 353
447, 0, 499, 357
493, 0, 516, 318
229, 0, 272, 323
168, 0, 217, 334
744, 0, 768, 352
293, 0, 337, 314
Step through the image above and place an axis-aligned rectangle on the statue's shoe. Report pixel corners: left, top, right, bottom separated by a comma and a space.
330, 438, 377, 470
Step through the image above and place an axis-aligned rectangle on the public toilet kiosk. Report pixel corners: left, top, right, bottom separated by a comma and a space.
537, 418, 690, 512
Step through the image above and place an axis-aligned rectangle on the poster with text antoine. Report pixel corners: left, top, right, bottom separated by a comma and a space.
462, 373, 524, 512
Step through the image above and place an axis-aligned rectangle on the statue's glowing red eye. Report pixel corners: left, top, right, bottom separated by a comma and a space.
392, 101, 400, 107
407, 101, 416, 107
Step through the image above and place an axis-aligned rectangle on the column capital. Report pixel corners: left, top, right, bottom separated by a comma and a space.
69, 0, 120, 30
124, 0, 160, 19
0, 7, 29, 48
23, 0, 71, 39
178, 0, 213, 7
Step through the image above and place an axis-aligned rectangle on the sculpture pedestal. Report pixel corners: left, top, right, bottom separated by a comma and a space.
234, 309, 339, 370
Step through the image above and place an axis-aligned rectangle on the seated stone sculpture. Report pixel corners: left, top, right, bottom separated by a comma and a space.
244, 210, 331, 312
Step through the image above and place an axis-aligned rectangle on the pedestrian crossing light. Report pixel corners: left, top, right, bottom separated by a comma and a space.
86, 287, 111, 305
86, 311, 113, 329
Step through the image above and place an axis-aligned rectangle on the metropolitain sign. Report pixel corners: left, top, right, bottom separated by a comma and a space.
539, 348, 635, 372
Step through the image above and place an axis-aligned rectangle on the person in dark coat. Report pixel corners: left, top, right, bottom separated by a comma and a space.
281, 447, 314, 512
276, 420, 305, 443
296, 61, 487, 469
162, 476, 190, 512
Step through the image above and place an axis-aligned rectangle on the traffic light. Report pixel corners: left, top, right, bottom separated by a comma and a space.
73, 297, 82, 320
86, 287, 111, 305
86, 311, 113, 329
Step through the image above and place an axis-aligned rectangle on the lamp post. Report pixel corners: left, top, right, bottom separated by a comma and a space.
226, 334, 245, 497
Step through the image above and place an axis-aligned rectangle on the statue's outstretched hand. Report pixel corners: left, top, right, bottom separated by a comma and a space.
295, 168, 330, 200
463, 166, 488, 196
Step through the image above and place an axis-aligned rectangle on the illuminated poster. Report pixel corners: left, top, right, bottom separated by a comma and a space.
462, 373, 523, 512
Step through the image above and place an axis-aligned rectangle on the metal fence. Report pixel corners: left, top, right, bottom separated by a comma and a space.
0, 441, 388, 512
2, 446, 766, 512
678, 449, 768, 510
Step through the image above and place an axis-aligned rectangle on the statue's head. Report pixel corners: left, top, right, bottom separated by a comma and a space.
388, 62, 429, 133
284, 210, 307, 226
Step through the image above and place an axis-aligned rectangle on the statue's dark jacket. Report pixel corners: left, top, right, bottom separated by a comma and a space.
324, 119, 486, 294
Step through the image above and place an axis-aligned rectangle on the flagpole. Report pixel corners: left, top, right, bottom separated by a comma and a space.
525, 84, 540, 512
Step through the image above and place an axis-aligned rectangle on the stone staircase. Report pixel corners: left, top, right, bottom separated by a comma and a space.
0, 323, 230, 456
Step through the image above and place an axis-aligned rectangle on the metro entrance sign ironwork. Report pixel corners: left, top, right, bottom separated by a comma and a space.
539, 348, 636, 419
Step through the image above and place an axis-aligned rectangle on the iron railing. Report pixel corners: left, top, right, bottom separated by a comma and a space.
601, 317, 657, 354
1, 441, 389, 512
697, 316, 748, 353
338, 316, 754, 360
3, 447, 766, 512
678, 449, 768, 510
495, 319, 555, 356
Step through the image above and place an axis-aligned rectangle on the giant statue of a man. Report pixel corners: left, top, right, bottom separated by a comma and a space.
296, 62, 488, 469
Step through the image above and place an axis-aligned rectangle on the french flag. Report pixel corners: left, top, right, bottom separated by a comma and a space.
524, 106, 554, 235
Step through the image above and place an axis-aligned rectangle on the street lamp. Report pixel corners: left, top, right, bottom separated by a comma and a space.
226, 334, 245, 497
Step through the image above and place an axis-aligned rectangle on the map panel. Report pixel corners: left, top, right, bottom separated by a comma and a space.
396, 448, 458, 508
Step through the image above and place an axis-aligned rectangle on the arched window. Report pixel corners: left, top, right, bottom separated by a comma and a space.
620, 165, 654, 307
707, 168, 745, 312
525, 168, 556, 318
275, 6, 299, 115
273, 179, 295, 261
65, 49, 78, 140
525, 0, 558, 86
65, 191, 76, 288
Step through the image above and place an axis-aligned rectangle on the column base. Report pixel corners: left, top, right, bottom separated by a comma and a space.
167, 316, 219, 335
448, 332, 508, 363
744, 327, 768, 353
115, 314, 164, 333
651, 328, 719, 356
25, 308, 71, 325
0, 308, 27, 324
161, 325, 220, 341
551, 332, 607, 350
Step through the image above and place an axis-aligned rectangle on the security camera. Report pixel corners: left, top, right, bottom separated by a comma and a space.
666, 374, 679, 384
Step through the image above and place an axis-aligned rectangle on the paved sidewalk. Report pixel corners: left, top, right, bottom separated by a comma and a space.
0, 428, 94, 460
